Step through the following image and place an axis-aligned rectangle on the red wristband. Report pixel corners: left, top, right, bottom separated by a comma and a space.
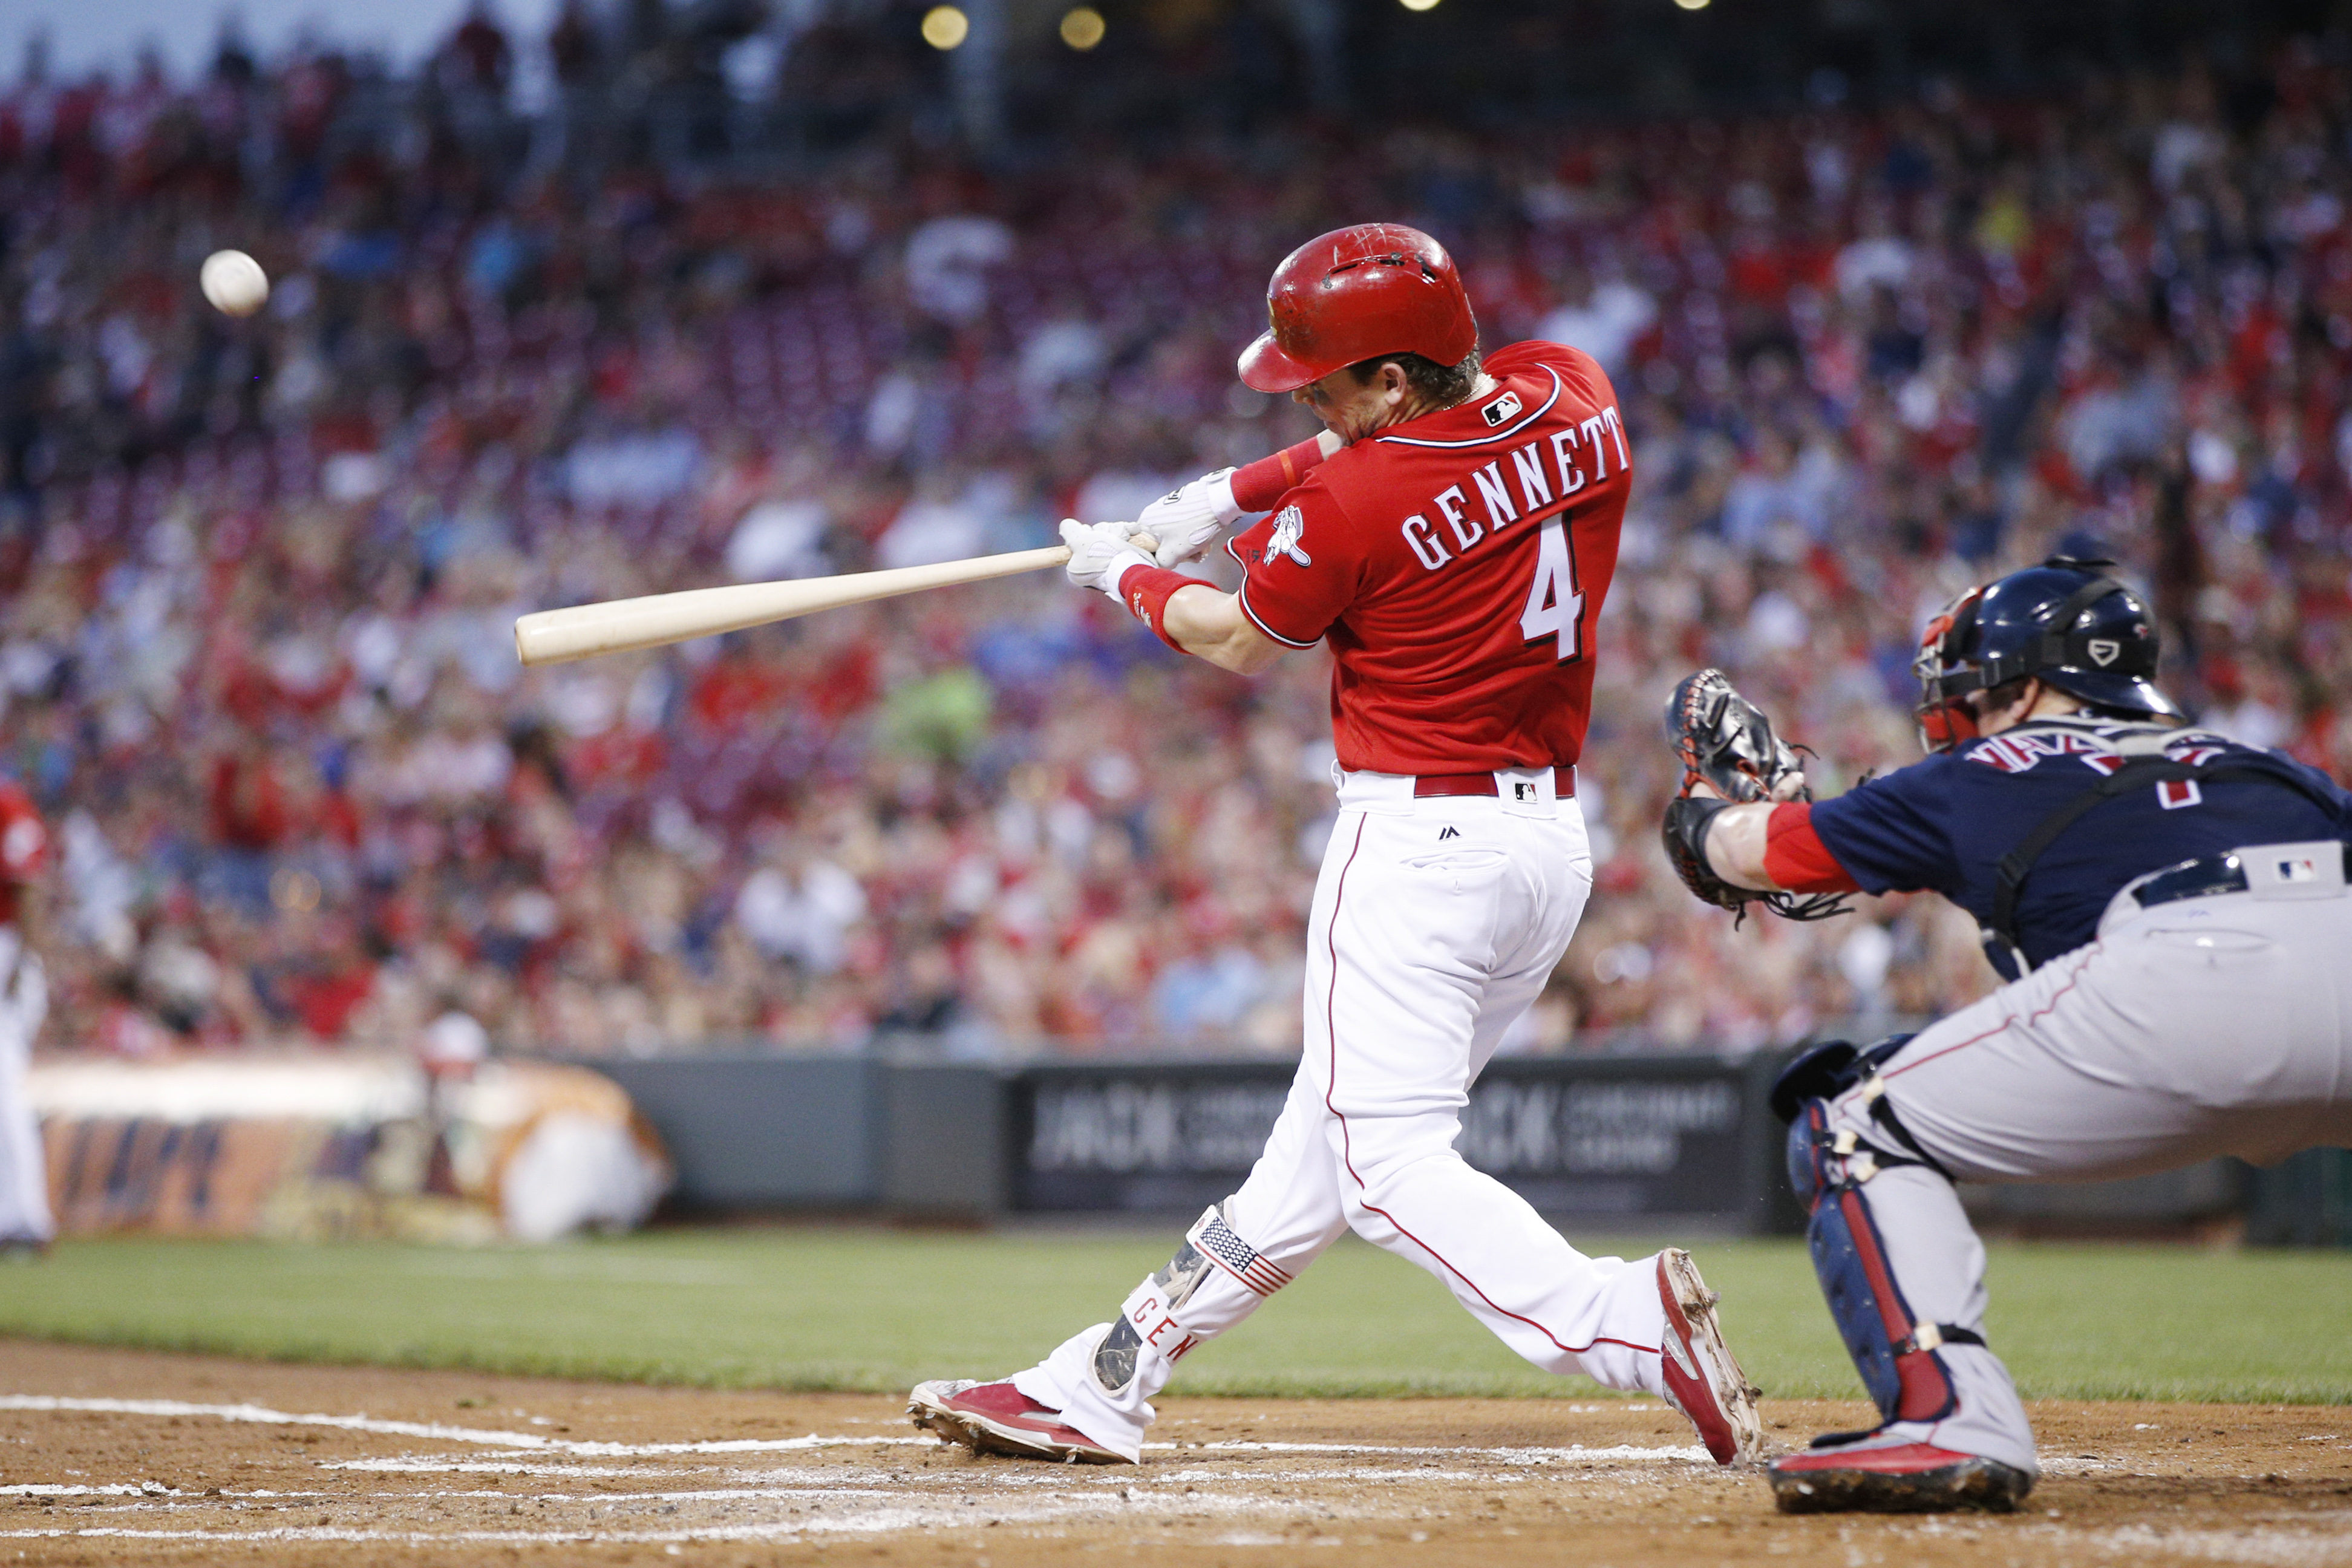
1231, 437, 1329, 512
1119, 564, 1210, 653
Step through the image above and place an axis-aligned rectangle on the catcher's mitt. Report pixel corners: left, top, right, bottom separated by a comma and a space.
1661, 670, 1851, 923
1668, 668, 1808, 803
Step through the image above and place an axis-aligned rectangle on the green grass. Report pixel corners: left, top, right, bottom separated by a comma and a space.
0, 1229, 2344, 1403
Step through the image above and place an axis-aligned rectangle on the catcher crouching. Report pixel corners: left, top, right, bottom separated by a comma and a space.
1659, 558, 2352, 1514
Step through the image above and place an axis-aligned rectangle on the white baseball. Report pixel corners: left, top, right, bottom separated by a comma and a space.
200, 250, 270, 317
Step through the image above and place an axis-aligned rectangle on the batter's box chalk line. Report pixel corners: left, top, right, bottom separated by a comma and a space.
0, 1394, 1778, 1552
0, 1395, 933, 1456
0, 1394, 1715, 1465
0, 1491, 1387, 1548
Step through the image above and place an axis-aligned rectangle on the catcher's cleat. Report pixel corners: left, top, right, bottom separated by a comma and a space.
907, 1379, 1129, 1465
1654, 1249, 1765, 1466
1769, 1439, 2033, 1514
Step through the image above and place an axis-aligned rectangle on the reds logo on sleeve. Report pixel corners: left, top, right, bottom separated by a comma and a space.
1266, 505, 1312, 567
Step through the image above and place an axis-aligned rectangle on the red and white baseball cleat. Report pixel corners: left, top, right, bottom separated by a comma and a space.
1654, 1248, 1765, 1466
907, 1379, 1130, 1465
1769, 1438, 2033, 1514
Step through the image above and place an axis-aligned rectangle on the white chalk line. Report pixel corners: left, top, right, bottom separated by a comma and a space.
319, 1446, 1710, 1490
7, 1463, 1636, 1509
0, 1396, 933, 1457
1157, 1437, 1707, 1460
0, 1488, 1356, 1546
325, 1460, 1472, 1488
11, 1388, 2352, 1557
0, 1393, 1712, 1466
23, 1507, 2352, 1555
0, 1388, 1728, 1548
2, 1487, 340, 1501
2077, 1524, 2352, 1567
0, 1396, 566, 1451
336, 1471, 1481, 1500
568, 1434, 936, 1457
322, 1459, 687, 1477
0, 1463, 1697, 1549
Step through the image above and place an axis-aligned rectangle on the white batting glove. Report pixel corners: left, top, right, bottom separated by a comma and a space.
1136, 468, 1242, 567
1059, 518, 1154, 599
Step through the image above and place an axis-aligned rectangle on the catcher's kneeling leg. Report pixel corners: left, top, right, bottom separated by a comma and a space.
1786, 1097, 1979, 1430
1778, 1051, 2038, 1483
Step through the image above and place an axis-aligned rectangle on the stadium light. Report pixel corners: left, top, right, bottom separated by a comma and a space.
1673, 0, 1711, 9
1060, 7, 1106, 48
1400, 0, 1441, 10
921, 5, 970, 48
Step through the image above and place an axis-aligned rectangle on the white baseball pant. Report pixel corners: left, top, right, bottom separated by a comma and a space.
1809, 842, 2352, 1474
1014, 766, 1677, 1459
0, 932, 50, 1244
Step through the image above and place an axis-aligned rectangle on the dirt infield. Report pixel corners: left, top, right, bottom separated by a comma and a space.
0, 1342, 2346, 1566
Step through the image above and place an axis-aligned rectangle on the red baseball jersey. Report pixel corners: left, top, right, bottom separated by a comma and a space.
0, 780, 45, 928
1226, 340, 1630, 774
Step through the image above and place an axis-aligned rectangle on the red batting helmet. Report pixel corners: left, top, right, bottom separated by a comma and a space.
1236, 223, 1478, 394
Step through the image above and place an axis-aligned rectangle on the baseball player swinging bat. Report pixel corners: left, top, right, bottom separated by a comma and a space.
517, 540, 1164, 666
905, 223, 1764, 1475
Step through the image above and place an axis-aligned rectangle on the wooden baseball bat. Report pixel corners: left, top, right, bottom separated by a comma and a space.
515, 543, 1090, 667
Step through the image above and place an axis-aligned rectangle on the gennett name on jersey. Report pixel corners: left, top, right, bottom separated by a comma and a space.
1391, 392, 1630, 574
1224, 339, 1634, 776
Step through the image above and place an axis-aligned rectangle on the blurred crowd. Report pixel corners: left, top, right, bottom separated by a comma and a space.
1, 8, 2348, 1061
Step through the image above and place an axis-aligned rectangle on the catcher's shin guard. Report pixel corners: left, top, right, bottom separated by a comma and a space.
1787, 1099, 1981, 1426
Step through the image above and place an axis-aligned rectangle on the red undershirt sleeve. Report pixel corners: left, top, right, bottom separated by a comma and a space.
1763, 802, 1863, 895
1230, 437, 1330, 514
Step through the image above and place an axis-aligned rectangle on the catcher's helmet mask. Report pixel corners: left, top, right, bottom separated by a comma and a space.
1913, 555, 2184, 754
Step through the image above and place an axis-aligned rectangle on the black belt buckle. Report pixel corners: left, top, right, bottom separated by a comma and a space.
2132, 852, 2250, 910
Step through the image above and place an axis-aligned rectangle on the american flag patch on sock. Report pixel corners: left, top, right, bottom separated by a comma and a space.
1190, 1212, 1292, 1297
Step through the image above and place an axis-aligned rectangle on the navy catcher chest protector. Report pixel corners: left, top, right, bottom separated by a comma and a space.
1778, 1038, 1984, 1427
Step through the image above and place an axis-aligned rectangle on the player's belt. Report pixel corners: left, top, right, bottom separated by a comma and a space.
2131, 841, 2352, 910
1412, 767, 1576, 799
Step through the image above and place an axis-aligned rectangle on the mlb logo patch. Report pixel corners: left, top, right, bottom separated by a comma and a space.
2244, 843, 2345, 897
1513, 780, 1537, 802
1481, 390, 1523, 428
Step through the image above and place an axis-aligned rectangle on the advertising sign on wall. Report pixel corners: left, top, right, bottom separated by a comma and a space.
1014, 1057, 1771, 1225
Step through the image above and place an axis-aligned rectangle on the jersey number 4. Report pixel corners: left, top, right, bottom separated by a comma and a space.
1518, 516, 1584, 663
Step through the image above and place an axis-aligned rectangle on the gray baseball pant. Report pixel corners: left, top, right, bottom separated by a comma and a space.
1814, 841, 2352, 1472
